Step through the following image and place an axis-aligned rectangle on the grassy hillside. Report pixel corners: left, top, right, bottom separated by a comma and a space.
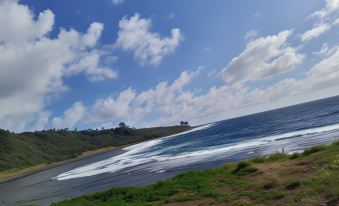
0, 126, 191, 173
53, 141, 339, 206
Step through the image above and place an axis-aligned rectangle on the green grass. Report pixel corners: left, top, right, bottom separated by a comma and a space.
0, 126, 191, 173
53, 141, 339, 206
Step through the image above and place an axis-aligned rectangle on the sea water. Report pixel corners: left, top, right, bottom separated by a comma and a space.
54, 96, 339, 180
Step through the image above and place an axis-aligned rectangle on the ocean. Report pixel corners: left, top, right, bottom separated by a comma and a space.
1, 96, 339, 205
54, 95, 339, 180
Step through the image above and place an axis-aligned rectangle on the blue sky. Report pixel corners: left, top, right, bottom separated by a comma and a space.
1, 0, 339, 131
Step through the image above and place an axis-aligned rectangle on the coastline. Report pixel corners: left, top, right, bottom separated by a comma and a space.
0, 126, 196, 183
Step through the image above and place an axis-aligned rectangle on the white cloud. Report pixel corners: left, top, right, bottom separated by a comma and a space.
301, 0, 339, 43
307, 47, 339, 83
115, 13, 182, 66
112, 0, 125, 5
65, 52, 118, 82
52, 102, 86, 129
201, 47, 211, 52
0, 0, 54, 43
82, 22, 104, 48
90, 88, 136, 122
86, 70, 199, 125
31, 111, 51, 131
310, 0, 339, 19
313, 43, 339, 56
0, 0, 116, 131
334, 17, 339, 24
300, 23, 331, 42
220, 30, 305, 85
244, 30, 259, 40
253, 11, 262, 18
166, 13, 175, 20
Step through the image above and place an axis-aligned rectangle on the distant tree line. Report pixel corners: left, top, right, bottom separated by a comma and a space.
25, 122, 136, 136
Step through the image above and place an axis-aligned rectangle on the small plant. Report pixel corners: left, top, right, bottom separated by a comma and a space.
232, 161, 251, 174
285, 181, 301, 190
251, 156, 266, 163
303, 145, 326, 156
267, 191, 284, 200
215, 194, 230, 203
290, 153, 301, 159
263, 181, 278, 190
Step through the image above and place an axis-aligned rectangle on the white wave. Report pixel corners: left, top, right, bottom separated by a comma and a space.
265, 123, 339, 141
155, 170, 166, 174
53, 123, 215, 181
53, 122, 339, 181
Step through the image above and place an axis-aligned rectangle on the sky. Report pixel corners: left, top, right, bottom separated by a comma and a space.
0, 0, 339, 132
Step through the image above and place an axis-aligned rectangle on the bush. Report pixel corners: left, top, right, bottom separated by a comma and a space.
285, 181, 301, 190
215, 194, 230, 203
303, 145, 326, 156
290, 153, 301, 159
251, 157, 266, 163
232, 161, 251, 174
263, 181, 278, 190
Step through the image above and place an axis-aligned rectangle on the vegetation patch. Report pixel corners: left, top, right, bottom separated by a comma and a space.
285, 181, 301, 190
232, 161, 251, 174
303, 145, 326, 156
263, 181, 278, 190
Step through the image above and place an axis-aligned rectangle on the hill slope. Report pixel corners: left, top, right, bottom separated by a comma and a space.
0, 126, 191, 173
53, 141, 339, 206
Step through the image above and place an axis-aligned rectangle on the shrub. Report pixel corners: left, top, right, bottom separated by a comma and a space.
215, 194, 230, 203
232, 161, 251, 174
285, 181, 301, 190
263, 181, 278, 190
251, 157, 266, 163
290, 153, 301, 159
303, 145, 326, 156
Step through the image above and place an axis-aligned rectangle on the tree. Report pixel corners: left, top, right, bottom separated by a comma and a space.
119, 122, 127, 128
0, 129, 10, 136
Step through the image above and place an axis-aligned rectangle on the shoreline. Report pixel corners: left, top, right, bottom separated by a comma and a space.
0, 127, 196, 184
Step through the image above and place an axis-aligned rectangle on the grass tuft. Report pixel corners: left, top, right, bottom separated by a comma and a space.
232, 161, 251, 174
303, 145, 327, 156
285, 181, 301, 190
